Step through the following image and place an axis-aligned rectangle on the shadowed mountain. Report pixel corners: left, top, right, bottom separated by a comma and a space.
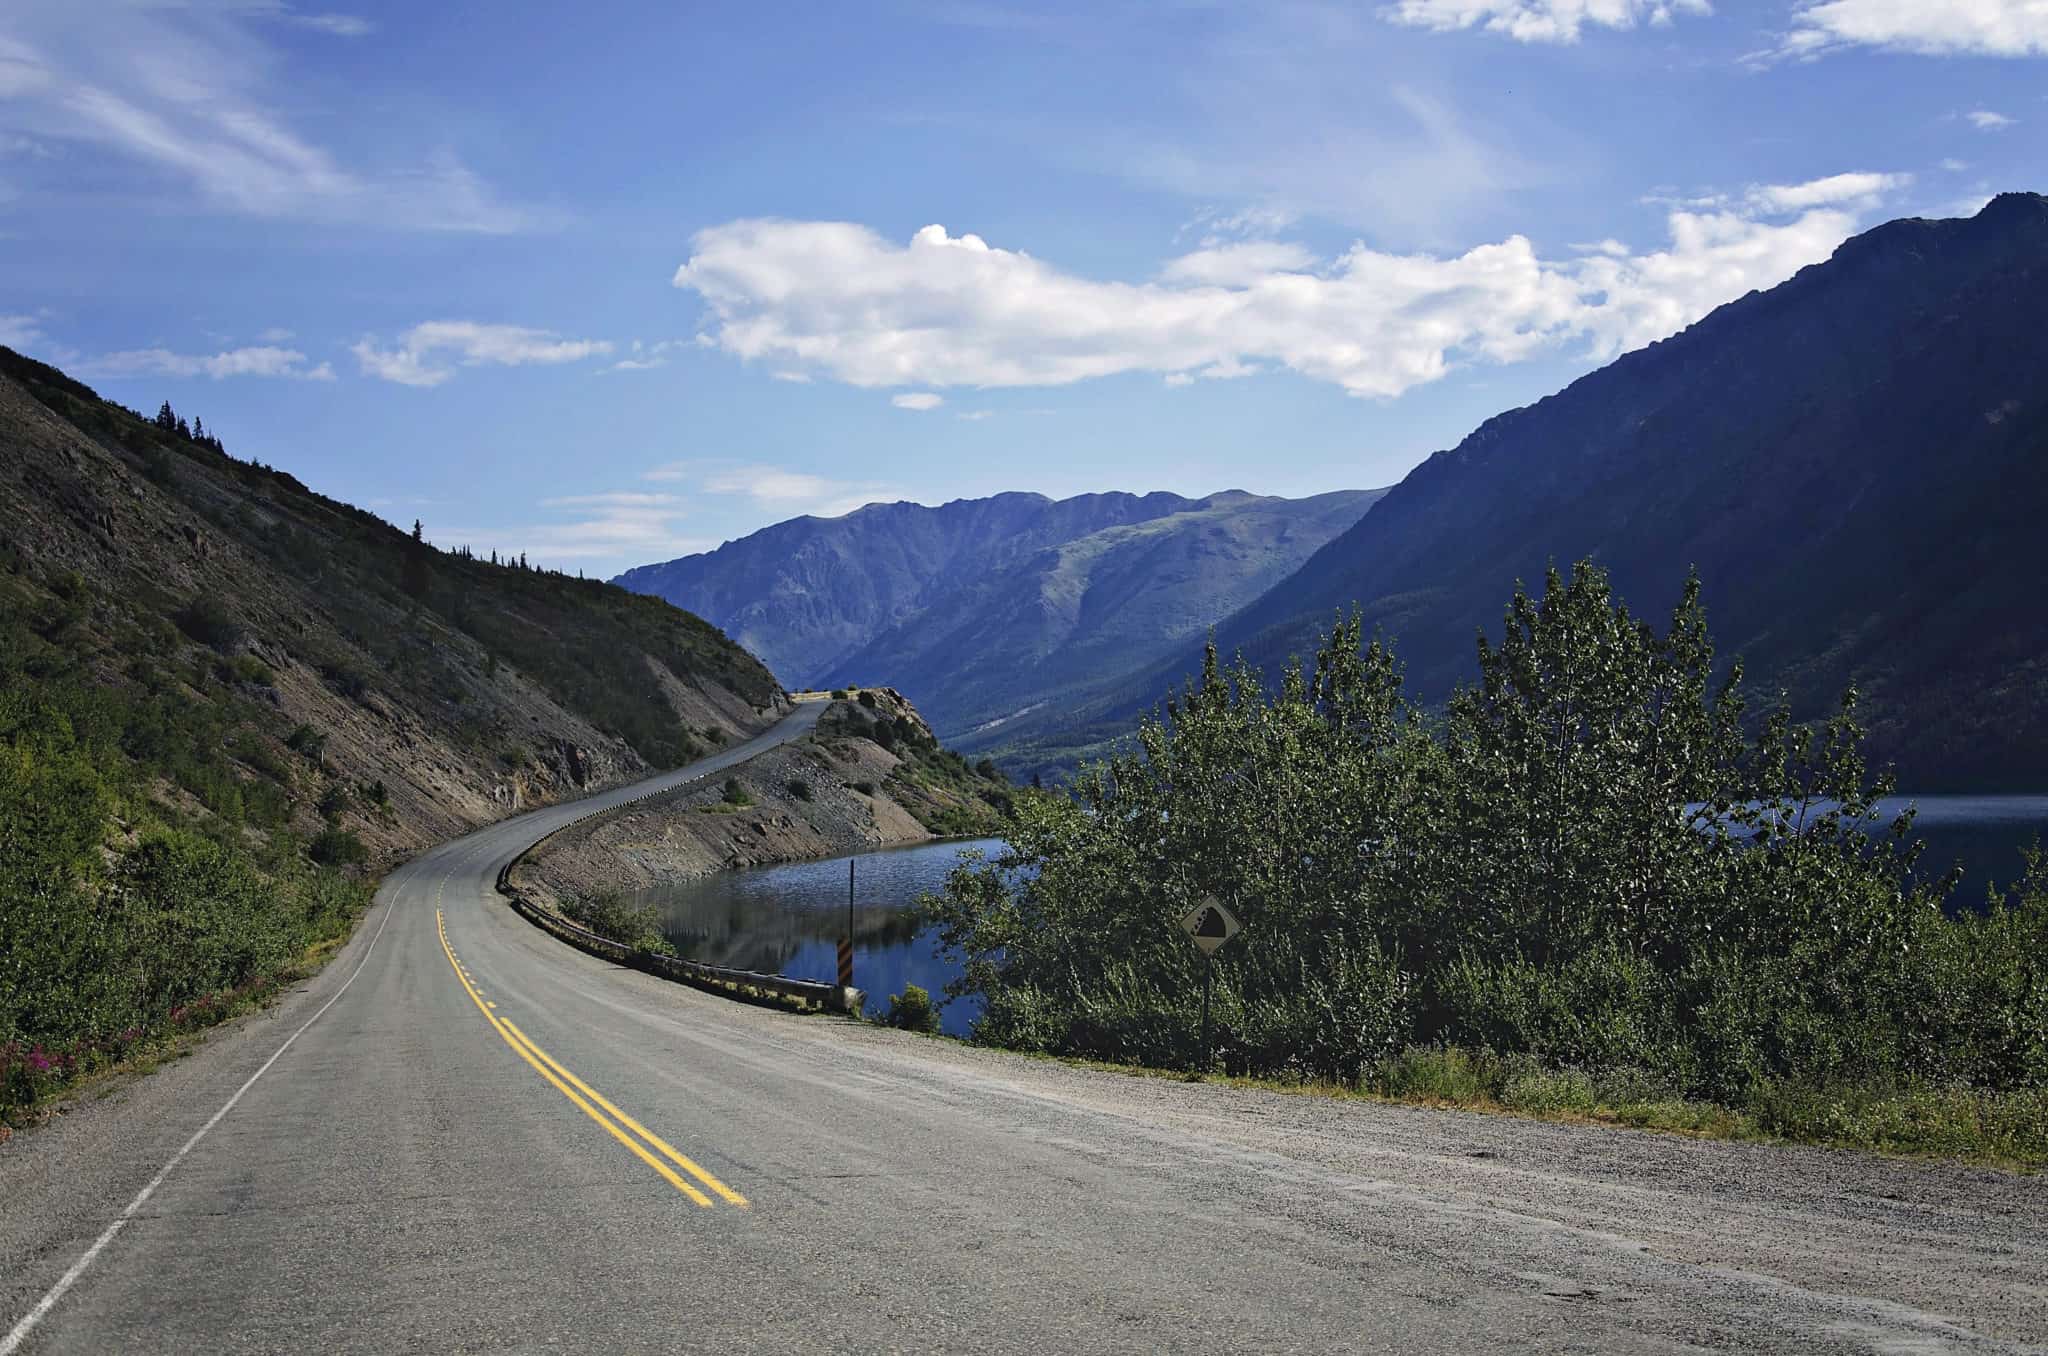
0, 346, 784, 862
998, 193, 2048, 788
617, 488, 1383, 739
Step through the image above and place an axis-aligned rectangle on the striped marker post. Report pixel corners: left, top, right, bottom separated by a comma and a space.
839, 855, 857, 988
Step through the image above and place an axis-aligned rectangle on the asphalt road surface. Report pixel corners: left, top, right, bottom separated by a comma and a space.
3, 705, 2044, 1354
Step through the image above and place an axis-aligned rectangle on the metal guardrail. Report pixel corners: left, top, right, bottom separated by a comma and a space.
504, 890, 852, 1013
492, 740, 861, 1016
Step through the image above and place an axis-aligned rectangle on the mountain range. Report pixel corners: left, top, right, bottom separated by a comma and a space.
619, 193, 2048, 790
615, 488, 1383, 740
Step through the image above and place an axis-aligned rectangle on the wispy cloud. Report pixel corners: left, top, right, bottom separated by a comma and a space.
1745, 170, 1909, 213
0, 312, 47, 349
286, 12, 375, 38
456, 492, 713, 563
1967, 109, 2016, 130
645, 460, 903, 519
79, 344, 334, 381
0, 4, 540, 231
891, 392, 944, 411
353, 321, 613, 387
1384, 0, 1712, 44
674, 172, 1907, 402
602, 339, 686, 373
1771, 0, 2048, 60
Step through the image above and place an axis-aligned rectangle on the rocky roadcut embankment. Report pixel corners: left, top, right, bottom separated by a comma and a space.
0, 349, 785, 864
510, 690, 1008, 911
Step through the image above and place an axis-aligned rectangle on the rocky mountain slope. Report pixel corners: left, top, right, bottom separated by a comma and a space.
616, 488, 1381, 740
998, 194, 2048, 787
0, 347, 785, 864
512, 687, 1013, 911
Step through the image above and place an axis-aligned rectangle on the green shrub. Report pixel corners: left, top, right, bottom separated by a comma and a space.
284, 723, 326, 764
319, 661, 372, 703
229, 654, 275, 687
786, 778, 813, 801
925, 562, 2048, 1121
885, 984, 941, 1034
853, 780, 876, 796
857, 690, 878, 709
315, 783, 352, 821
172, 596, 244, 652
722, 777, 752, 807
307, 827, 367, 867
830, 688, 848, 700
561, 890, 673, 956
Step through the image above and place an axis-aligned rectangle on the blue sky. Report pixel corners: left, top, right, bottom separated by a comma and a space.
2, 1, 2041, 575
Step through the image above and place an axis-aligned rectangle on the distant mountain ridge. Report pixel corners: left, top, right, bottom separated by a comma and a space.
615, 488, 1384, 738
993, 193, 2048, 787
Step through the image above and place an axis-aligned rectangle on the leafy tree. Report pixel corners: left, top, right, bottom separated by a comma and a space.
927, 562, 2046, 1101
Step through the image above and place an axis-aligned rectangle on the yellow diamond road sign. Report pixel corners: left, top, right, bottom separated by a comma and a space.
1179, 897, 1241, 956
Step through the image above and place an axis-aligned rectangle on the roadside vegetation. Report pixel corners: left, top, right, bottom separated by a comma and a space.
0, 568, 372, 1121
559, 890, 675, 957
817, 690, 1014, 837
925, 562, 2048, 1162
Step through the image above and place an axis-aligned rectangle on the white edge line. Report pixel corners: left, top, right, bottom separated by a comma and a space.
2, 705, 815, 1349
0, 876, 404, 1355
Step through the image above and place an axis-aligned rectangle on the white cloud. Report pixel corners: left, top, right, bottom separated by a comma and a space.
674, 175, 1903, 402
1746, 170, 1910, 212
1384, 0, 1711, 43
288, 13, 375, 37
891, 392, 944, 411
0, 5, 537, 231
81, 344, 333, 381
602, 339, 684, 373
1181, 203, 1301, 247
1967, 109, 2016, 129
353, 321, 613, 387
956, 409, 998, 421
0, 312, 46, 349
1777, 0, 2048, 58
1940, 157, 1971, 171
701, 466, 840, 502
542, 492, 685, 509
463, 494, 712, 563
256, 326, 296, 343
644, 460, 903, 520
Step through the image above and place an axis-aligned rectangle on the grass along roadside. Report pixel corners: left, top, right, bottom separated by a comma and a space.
862, 988, 2046, 1170
0, 880, 378, 1144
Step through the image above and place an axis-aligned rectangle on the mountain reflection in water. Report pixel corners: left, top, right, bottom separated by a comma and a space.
633, 838, 1005, 1037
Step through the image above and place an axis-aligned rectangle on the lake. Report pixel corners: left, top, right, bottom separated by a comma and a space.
636, 794, 2046, 1039
1876, 795, 2046, 905
636, 837, 1005, 1036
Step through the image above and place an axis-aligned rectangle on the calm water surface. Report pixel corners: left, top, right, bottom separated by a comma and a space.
637, 838, 1005, 1037
1874, 795, 2047, 904
636, 795, 2046, 1038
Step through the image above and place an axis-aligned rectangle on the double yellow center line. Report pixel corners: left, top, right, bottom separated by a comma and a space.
435, 907, 746, 1210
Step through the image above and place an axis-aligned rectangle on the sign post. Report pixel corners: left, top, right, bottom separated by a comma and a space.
839, 856, 856, 990
1177, 896, 1241, 1075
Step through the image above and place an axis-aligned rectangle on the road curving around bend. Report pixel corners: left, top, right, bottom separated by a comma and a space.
3, 697, 2045, 1354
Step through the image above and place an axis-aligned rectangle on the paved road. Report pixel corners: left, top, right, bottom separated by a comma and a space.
3, 706, 2044, 1354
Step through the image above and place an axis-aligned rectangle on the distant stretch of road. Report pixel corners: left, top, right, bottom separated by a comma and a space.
3, 701, 2043, 1354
